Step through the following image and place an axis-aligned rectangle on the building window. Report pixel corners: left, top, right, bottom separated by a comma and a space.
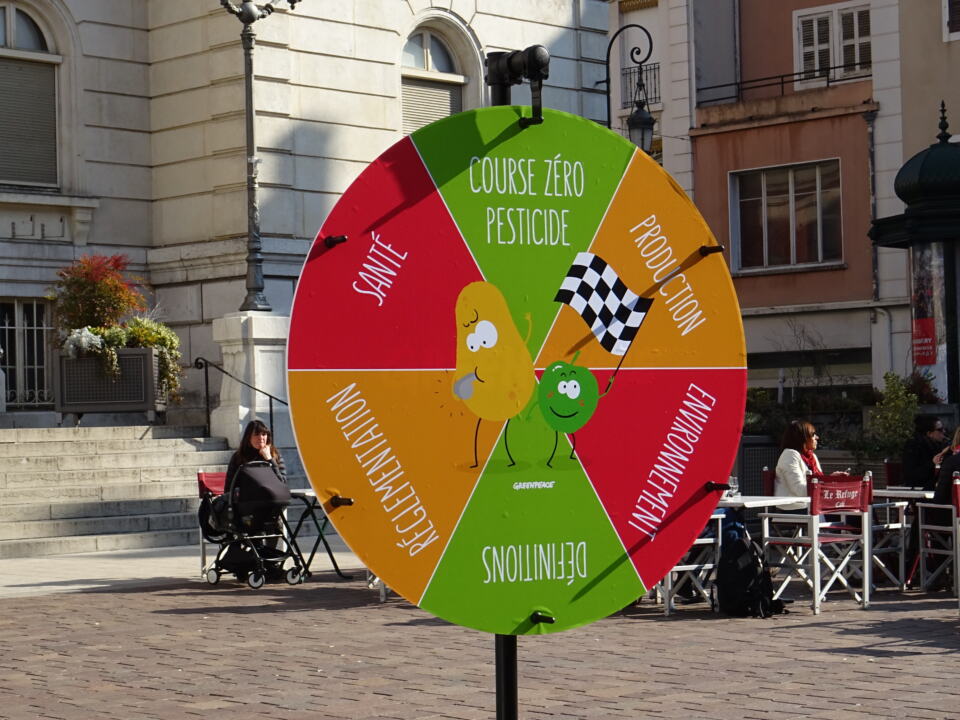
945, 0, 960, 40
401, 29, 465, 134
795, 3, 870, 82
0, 4, 58, 187
0, 298, 54, 408
733, 160, 842, 271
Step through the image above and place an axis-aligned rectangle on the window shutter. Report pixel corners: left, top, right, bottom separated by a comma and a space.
840, 8, 871, 74
816, 15, 831, 75
950, 0, 960, 32
401, 77, 462, 135
0, 58, 57, 185
800, 17, 816, 77
859, 9, 872, 69
799, 14, 832, 78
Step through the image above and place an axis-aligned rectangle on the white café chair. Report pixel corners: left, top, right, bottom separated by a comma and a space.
915, 473, 960, 599
653, 512, 724, 616
761, 475, 872, 615
868, 491, 908, 590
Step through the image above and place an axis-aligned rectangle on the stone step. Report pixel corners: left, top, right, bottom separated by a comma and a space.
0, 496, 199, 523
3, 449, 234, 474
0, 521, 334, 560
0, 436, 228, 458
0, 510, 199, 542
1, 463, 229, 490
0, 528, 200, 559
0, 471, 308, 503
0, 415, 316, 560
0, 478, 203, 504
0, 425, 208, 443
0, 473, 311, 517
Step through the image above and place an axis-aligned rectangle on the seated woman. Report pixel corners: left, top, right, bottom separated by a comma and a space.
227, 419, 289, 530
774, 420, 846, 511
227, 419, 287, 483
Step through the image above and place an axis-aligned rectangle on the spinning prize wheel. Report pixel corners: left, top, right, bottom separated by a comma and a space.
287, 107, 746, 635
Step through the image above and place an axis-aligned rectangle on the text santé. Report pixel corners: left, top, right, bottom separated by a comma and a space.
352, 231, 409, 307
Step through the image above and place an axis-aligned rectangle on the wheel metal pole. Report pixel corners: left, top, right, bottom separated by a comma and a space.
495, 634, 518, 720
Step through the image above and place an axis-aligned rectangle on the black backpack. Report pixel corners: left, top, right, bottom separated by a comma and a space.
715, 537, 785, 618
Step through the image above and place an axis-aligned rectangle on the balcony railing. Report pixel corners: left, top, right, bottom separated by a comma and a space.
621, 62, 660, 108
696, 62, 871, 106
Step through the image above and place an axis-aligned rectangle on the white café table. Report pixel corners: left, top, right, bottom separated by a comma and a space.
718, 495, 810, 510
873, 487, 934, 501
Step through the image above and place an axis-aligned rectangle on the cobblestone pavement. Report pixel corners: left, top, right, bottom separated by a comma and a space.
1, 571, 959, 720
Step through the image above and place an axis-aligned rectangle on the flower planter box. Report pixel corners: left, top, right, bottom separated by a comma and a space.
54, 347, 166, 415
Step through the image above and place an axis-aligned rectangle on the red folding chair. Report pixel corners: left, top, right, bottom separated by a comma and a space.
198, 470, 227, 575
884, 459, 903, 488
761, 475, 872, 614
761, 466, 775, 496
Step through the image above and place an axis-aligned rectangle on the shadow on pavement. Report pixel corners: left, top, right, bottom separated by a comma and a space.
134, 575, 420, 616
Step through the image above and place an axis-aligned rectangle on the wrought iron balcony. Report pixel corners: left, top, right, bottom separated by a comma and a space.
620, 62, 660, 108
696, 62, 871, 106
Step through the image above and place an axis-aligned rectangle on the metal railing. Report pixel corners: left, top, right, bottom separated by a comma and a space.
696, 62, 871, 105
193, 356, 287, 437
620, 62, 660, 107
0, 298, 55, 408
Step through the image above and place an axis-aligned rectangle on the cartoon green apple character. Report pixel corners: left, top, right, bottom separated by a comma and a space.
537, 352, 610, 467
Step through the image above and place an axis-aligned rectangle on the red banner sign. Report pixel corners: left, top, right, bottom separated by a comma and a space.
912, 317, 936, 366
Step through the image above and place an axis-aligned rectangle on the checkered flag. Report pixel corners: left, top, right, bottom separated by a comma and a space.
554, 252, 653, 356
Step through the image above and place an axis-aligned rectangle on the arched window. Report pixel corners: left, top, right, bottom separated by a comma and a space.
401, 28, 467, 134
0, 4, 58, 186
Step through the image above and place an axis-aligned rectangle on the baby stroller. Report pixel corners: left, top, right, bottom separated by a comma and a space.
198, 460, 307, 589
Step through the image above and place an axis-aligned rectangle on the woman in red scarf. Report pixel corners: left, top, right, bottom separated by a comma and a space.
774, 420, 832, 511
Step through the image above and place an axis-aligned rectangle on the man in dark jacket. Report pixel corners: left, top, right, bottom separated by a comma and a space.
902, 415, 950, 588
902, 415, 949, 490
921, 428, 960, 591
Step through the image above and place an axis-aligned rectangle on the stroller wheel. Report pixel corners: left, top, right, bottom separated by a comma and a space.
285, 567, 302, 585
205, 568, 220, 585
247, 571, 266, 589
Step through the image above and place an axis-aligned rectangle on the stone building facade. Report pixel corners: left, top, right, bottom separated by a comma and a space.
0, 0, 611, 423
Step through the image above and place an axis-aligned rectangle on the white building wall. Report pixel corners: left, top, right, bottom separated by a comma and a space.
665, 0, 693, 195
0, 0, 152, 299
0, 0, 611, 418
868, 0, 911, 385
608, 0, 692, 196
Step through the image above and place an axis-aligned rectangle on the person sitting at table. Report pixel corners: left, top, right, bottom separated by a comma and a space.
224, 419, 289, 558
902, 415, 950, 490
227, 418, 287, 484
774, 420, 846, 511
920, 426, 960, 591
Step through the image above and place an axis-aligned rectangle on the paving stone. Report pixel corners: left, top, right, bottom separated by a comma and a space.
1, 564, 959, 719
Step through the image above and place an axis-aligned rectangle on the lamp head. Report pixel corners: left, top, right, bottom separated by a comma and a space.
626, 100, 655, 154
237, 2, 263, 23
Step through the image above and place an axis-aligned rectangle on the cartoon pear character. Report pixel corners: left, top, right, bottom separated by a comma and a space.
538, 351, 610, 467
453, 281, 534, 467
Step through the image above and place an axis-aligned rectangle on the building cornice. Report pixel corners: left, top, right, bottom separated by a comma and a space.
692, 101, 879, 137
619, 0, 658, 11
741, 297, 910, 317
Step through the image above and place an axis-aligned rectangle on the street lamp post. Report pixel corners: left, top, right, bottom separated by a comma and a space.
220, 1, 302, 312
602, 24, 655, 154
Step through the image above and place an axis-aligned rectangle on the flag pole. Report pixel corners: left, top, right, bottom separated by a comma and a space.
568, 244, 724, 393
